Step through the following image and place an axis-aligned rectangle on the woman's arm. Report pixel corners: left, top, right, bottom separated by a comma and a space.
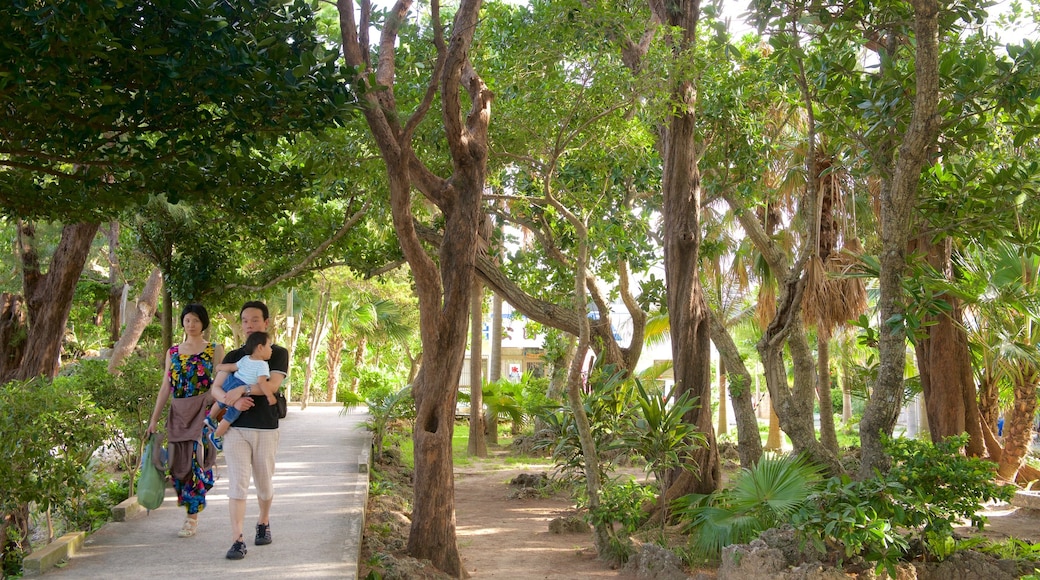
146, 350, 174, 434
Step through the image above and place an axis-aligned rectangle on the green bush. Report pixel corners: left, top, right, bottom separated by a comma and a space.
580, 478, 656, 536
354, 367, 397, 399
793, 434, 1014, 575
534, 366, 636, 483
674, 453, 823, 557
64, 357, 161, 494
57, 470, 131, 534
0, 378, 112, 570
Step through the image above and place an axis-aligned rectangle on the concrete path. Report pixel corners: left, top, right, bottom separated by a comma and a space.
42, 405, 371, 579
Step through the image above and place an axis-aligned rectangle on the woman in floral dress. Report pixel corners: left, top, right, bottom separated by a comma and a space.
147, 304, 224, 537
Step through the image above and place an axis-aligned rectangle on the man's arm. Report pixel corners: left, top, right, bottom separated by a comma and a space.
258, 347, 288, 397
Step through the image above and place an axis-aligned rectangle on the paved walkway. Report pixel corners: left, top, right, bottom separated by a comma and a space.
43, 405, 371, 579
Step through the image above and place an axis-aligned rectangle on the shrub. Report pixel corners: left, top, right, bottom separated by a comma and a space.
674, 453, 823, 557
580, 478, 656, 536
63, 357, 161, 495
0, 378, 112, 569
793, 434, 1014, 575
534, 366, 636, 483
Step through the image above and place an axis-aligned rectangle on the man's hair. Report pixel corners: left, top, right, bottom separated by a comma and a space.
240, 300, 269, 321
180, 303, 210, 331
243, 332, 270, 355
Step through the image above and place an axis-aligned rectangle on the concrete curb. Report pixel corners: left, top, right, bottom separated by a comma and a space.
25, 496, 150, 576
22, 532, 85, 576
352, 433, 373, 579
110, 496, 146, 522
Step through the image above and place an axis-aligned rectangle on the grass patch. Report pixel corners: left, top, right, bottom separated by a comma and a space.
393, 427, 534, 470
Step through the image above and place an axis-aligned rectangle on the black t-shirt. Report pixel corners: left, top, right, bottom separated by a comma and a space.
222, 343, 288, 430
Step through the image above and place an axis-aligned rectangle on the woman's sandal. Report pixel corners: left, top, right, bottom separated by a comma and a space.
178, 518, 198, 538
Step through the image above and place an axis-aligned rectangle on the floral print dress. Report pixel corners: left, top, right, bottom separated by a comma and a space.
168, 342, 217, 515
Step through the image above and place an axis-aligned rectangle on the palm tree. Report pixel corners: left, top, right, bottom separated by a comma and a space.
958, 241, 1040, 480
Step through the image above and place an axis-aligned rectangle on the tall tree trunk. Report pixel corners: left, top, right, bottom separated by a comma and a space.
717, 357, 727, 436
486, 291, 502, 444
160, 284, 173, 355
842, 356, 853, 424
468, 279, 487, 457
652, 0, 720, 499
911, 234, 983, 455
302, 291, 330, 409
0, 294, 27, 378
708, 308, 763, 467
760, 322, 842, 473
817, 330, 839, 453
326, 335, 344, 402
107, 221, 123, 346
338, 0, 490, 570
860, 0, 941, 477
350, 337, 366, 393
0, 222, 100, 383
108, 268, 163, 373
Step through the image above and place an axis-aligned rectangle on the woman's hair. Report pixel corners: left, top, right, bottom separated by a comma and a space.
180, 303, 210, 331
243, 331, 270, 355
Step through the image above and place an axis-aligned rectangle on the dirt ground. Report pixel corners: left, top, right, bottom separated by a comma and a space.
454, 464, 641, 579
954, 502, 1040, 545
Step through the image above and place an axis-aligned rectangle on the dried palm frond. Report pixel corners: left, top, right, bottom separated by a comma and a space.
802, 255, 828, 326
756, 281, 777, 331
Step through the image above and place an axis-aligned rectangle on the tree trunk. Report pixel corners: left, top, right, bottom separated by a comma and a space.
996, 367, 1039, 480
160, 284, 173, 354
468, 279, 487, 457
817, 331, 839, 453
717, 357, 727, 436
766, 407, 783, 451
0, 294, 27, 378
107, 268, 163, 373
707, 308, 762, 467
0, 222, 100, 384
652, 0, 720, 500
759, 322, 842, 474
842, 356, 853, 424
107, 221, 123, 346
485, 292, 503, 444
535, 335, 574, 434
338, 0, 490, 570
326, 335, 344, 402
859, 0, 941, 477
911, 234, 984, 455
350, 337, 366, 393
490, 293, 503, 383
302, 291, 330, 409
978, 372, 1000, 442
285, 309, 304, 401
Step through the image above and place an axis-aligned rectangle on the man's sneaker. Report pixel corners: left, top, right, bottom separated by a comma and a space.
255, 523, 272, 545
226, 538, 247, 560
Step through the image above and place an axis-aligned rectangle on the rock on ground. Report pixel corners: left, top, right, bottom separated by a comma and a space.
624, 542, 690, 580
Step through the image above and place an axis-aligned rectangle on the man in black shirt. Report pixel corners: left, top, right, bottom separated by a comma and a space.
219, 300, 288, 560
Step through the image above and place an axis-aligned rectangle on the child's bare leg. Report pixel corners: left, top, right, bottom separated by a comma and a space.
215, 419, 231, 438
